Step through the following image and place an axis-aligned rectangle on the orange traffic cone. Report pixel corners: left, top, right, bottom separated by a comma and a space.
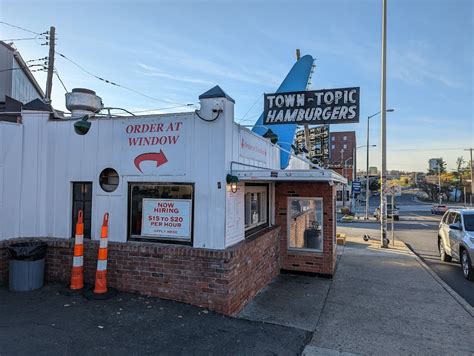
70, 210, 85, 290
94, 213, 109, 294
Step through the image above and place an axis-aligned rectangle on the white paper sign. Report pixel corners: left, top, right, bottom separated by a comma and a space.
225, 184, 245, 246
240, 130, 268, 163
141, 199, 192, 239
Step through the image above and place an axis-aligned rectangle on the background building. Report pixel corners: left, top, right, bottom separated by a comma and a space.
429, 158, 442, 171
294, 125, 329, 166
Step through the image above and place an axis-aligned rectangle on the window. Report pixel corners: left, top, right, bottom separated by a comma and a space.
331, 144, 335, 150
72, 182, 92, 239
244, 184, 269, 235
128, 183, 193, 243
343, 144, 347, 149
288, 198, 323, 251
446, 212, 456, 225
99, 168, 119, 192
336, 190, 342, 201
343, 136, 347, 141
331, 136, 335, 142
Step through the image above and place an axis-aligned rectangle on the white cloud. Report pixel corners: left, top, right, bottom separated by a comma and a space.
137, 63, 213, 85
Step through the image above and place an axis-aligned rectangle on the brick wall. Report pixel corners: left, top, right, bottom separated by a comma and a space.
275, 182, 336, 275
0, 226, 280, 316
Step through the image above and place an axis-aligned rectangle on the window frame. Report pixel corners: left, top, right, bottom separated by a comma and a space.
244, 183, 270, 237
127, 182, 194, 245
287, 197, 324, 252
71, 181, 93, 239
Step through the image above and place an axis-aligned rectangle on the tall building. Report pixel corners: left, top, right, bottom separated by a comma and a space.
294, 125, 329, 166
328, 131, 356, 181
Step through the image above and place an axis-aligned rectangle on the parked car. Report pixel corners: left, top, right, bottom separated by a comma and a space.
438, 209, 474, 281
374, 203, 400, 221
431, 205, 448, 215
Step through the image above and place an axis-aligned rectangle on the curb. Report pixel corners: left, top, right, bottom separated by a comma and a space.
404, 242, 474, 318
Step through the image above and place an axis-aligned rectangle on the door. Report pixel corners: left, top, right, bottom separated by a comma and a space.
448, 213, 462, 259
72, 182, 92, 238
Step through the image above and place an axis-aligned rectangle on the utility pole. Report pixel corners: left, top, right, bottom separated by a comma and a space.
465, 148, 473, 206
380, 0, 389, 248
341, 148, 345, 207
45, 26, 56, 102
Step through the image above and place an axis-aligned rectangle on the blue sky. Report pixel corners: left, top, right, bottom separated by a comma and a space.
1, 0, 472, 171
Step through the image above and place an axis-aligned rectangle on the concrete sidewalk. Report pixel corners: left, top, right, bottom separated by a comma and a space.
305, 237, 474, 355
239, 236, 474, 355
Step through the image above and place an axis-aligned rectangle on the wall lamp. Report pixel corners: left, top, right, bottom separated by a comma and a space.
226, 174, 239, 193
262, 128, 279, 144
74, 115, 91, 135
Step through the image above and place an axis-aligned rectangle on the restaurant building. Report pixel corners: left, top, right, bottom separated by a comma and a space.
0, 86, 345, 315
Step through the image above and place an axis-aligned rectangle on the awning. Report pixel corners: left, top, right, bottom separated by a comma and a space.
232, 169, 347, 184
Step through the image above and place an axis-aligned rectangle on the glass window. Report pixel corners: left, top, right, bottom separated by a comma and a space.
343, 144, 347, 149
446, 212, 456, 225
99, 168, 119, 192
463, 214, 474, 231
331, 136, 335, 141
128, 183, 193, 243
343, 136, 347, 141
72, 182, 92, 239
244, 184, 268, 235
331, 144, 335, 149
336, 190, 342, 201
288, 198, 323, 251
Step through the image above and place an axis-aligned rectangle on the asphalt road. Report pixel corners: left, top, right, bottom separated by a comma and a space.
342, 192, 474, 307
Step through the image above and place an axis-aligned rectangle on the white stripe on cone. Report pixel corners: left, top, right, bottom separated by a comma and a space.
97, 259, 107, 271
73, 256, 83, 267
99, 238, 108, 249
75, 234, 83, 245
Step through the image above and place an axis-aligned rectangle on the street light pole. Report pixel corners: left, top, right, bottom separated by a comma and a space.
438, 163, 442, 204
380, 0, 389, 248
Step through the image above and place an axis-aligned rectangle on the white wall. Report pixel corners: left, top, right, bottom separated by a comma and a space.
0, 94, 304, 249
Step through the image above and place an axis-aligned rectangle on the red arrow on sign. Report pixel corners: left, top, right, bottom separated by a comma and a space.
134, 151, 168, 173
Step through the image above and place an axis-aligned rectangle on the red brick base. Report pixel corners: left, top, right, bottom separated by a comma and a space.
0, 226, 280, 316
276, 182, 336, 275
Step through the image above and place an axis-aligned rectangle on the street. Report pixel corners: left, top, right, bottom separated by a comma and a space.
342, 192, 474, 307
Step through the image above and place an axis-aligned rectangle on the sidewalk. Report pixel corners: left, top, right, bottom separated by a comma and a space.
239, 236, 474, 355
304, 236, 474, 355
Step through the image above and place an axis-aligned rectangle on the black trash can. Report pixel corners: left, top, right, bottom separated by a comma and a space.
8, 242, 47, 292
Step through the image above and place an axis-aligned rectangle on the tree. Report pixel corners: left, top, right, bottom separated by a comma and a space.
454, 157, 465, 202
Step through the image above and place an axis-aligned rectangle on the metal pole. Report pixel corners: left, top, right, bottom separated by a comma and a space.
469, 148, 473, 207
341, 149, 345, 207
380, 0, 388, 248
45, 26, 56, 101
438, 163, 442, 205
391, 194, 395, 246
365, 116, 370, 220
464, 186, 467, 207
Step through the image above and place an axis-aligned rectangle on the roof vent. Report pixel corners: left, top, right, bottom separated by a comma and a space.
65, 88, 103, 118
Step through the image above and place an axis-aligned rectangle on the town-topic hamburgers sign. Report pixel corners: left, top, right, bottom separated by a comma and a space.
263, 87, 360, 125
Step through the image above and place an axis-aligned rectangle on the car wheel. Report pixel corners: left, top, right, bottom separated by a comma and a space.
461, 250, 474, 281
439, 238, 452, 262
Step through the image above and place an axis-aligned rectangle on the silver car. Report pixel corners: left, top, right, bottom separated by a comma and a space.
438, 209, 474, 281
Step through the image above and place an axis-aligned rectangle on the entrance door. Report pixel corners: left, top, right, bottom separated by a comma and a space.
72, 182, 92, 238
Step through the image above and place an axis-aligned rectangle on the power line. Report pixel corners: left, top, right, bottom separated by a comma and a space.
54, 68, 68, 92
0, 37, 38, 41
56, 51, 193, 106
0, 21, 43, 35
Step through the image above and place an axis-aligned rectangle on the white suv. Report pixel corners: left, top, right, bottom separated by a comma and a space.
438, 209, 474, 281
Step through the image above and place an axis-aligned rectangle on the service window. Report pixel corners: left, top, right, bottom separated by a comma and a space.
244, 184, 269, 236
128, 183, 193, 243
288, 198, 323, 251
